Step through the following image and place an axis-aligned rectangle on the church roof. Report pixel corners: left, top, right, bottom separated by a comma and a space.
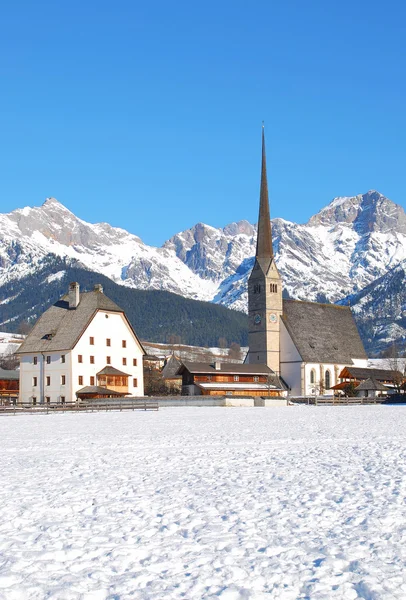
17, 286, 145, 354
282, 299, 367, 364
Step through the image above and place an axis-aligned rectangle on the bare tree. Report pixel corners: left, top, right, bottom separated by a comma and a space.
0, 350, 19, 371
228, 342, 242, 361
383, 342, 405, 393
218, 337, 228, 349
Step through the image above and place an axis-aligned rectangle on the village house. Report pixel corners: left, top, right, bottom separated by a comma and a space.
17, 283, 145, 404
179, 361, 286, 396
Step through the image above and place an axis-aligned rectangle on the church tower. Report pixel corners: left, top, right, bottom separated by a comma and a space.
247, 125, 283, 373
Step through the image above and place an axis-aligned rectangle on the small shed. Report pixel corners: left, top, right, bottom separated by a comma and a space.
355, 378, 389, 398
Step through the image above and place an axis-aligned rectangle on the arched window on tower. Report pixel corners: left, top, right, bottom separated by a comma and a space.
325, 370, 331, 390
270, 283, 278, 293
310, 369, 315, 384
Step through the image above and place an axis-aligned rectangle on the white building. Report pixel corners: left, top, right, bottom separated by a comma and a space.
17, 283, 145, 403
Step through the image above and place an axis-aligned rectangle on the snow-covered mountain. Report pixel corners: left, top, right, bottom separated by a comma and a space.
1, 190, 406, 352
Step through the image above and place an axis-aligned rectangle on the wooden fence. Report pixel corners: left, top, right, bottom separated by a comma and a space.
290, 396, 386, 406
0, 399, 159, 415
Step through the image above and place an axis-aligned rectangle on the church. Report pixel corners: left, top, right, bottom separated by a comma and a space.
245, 126, 368, 395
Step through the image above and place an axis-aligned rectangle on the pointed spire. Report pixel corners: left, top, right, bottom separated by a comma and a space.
256, 123, 273, 260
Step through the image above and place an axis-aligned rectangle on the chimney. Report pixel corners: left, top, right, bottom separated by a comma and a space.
214, 361, 221, 371
94, 284, 103, 293
68, 282, 80, 309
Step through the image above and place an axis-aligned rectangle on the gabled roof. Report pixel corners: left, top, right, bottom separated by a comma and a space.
17, 289, 145, 355
76, 386, 126, 397
355, 378, 389, 392
97, 366, 130, 377
0, 367, 19, 380
282, 299, 367, 364
339, 366, 402, 382
161, 354, 182, 379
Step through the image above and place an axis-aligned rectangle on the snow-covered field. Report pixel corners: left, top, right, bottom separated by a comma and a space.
1, 407, 406, 599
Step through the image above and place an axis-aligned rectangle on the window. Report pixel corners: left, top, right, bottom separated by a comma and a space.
61, 375, 66, 385
310, 369, 315, 384
122, 357, 127, 366
106, 356, 111, 364
61, 396, 65, 404
46, 376, 51, 386
253, 284, 261, 294
133, 378, 137, 387
78, 355, 83, 363
122, 340, 127, 348
106, 338, 111, 347
207, 375, 212, 381
90, 336, 94, 345
33, 356, 38, 365
90, 376, 95, 386
32, 397, 37, 405
234, 375, 239, 381
78, 376, 83, 385
133, 358, 137, 366
254, 376, 259, 382
33, 377, 37, 387
46, 397, 50, 404
61, 355, 65, 364
325, 370, 331, 390
270, 283, 278, 293
90, 356, 95, 364
46, 356, 51, 364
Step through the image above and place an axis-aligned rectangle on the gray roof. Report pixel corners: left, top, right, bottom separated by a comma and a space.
180, 361, 276, 375
161, 354, 182, 379
341, 366, 402, 382
17, 289, 144, 354
355, 378, 389, 391
76, 386, 126, 397
282, 299, 367, 364
0, 367, 19, 380
180, 361, 286, 391
97, 366, 130, 377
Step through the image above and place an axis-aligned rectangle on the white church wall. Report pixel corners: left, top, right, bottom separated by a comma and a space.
280, 320, 302, 395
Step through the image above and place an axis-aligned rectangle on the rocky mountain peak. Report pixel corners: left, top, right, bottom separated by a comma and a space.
308, 190, 406, 235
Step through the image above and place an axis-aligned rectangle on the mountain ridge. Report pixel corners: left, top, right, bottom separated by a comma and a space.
1, 191, 406, 354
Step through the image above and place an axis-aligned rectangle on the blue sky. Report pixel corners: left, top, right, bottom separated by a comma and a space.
1, 0, 405, 245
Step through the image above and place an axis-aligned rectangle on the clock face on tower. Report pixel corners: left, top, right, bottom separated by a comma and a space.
254, 314, 262, 325
269, 313, 277, 323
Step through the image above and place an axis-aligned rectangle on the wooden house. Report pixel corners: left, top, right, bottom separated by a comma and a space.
179, 361, 286, 396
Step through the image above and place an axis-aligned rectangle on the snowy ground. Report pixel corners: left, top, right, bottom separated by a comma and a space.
1, 407, 406, 600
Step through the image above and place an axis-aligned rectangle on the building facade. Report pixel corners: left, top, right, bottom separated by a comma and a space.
18, 283, 145, 403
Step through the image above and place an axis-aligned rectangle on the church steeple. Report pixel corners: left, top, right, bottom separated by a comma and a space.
256, 124, 273, 259
246, 124, 283, 373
